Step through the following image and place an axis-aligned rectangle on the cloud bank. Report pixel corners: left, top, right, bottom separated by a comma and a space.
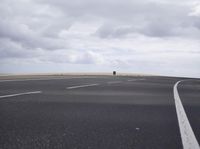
0, 0, 200, 77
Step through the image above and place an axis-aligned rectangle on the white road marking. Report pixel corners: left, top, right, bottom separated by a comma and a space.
67, 84, 99, 89
127, 79, 137, 82
127, 78, 145, 82
107, 81, 122, 84
0, 91, 42, 99
135, 128, 140, 131
174, 80, 200, 149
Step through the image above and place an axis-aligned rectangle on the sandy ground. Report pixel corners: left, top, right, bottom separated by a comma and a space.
0, 72, 150, 80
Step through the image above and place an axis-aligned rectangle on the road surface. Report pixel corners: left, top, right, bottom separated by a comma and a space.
0, 75, 199, 149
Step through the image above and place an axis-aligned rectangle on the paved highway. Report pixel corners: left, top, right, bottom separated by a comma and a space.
0, 75, 199, 149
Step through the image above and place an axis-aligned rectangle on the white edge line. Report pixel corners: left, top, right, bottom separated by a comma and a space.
0, 91, 42, 99
67, 84, 99, 89
174, 80, 200, 149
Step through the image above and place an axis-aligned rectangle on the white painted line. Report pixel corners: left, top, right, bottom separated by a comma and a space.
127, 78, 145, 82
0, 91, 42, 99
127, 79, 137, 82
174, 80, 200, 149
67, 84, 99, 89
107, 81, 122, 84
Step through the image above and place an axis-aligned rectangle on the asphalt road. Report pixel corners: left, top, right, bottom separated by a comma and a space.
0, 75, 199, 149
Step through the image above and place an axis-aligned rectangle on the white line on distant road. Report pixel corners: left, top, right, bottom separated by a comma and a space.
67, 84, 99, 89
127, 79, 137, 82
107, 81, 122, 84
0, 91, 42, 99
127, 78, 145, 82
174, 80, 200, 149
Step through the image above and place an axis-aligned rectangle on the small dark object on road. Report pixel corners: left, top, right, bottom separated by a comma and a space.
113, 71, 116, 76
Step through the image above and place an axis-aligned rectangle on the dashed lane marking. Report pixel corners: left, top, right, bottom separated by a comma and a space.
67, 84, 99, 89
127, 78, 145, 82
0, 91, 42, 99
107, 81, 122, 84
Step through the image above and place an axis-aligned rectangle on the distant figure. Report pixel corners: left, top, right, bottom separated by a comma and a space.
113, 71, 116, 76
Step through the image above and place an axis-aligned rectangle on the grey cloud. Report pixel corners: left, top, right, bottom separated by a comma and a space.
42, 50, 105, 65
0, 38, 39, 59
95, 23, 176, 39
0, 0, 71, 52
139, 22, 176, 37
1, 0, 199, 49
44, 0, 198, 38
95, 25, 135, 38
192, 17, 200, 29
0, 19, 68, 50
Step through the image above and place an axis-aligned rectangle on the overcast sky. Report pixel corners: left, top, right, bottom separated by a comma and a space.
0, 0, 200, 77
